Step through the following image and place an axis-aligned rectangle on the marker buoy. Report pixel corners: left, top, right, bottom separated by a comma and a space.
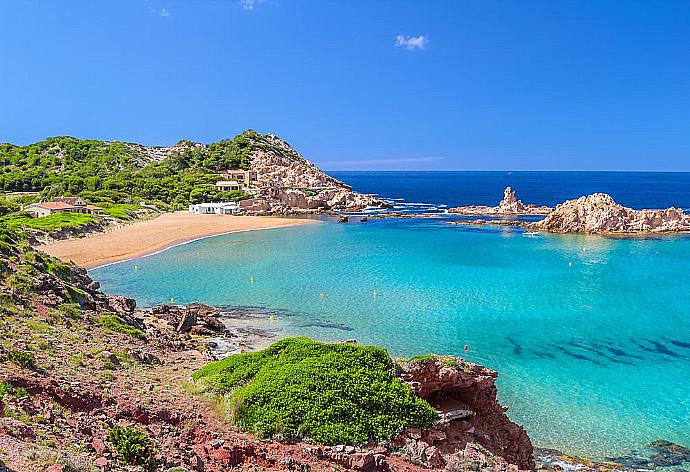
568, 261, 573, 267
250, 276, 254, 284
464, 345, 469, 352
170, 297, 175, 304
134, 265, 139, 271
320, 292, 325, 298
373, 290, 377, 299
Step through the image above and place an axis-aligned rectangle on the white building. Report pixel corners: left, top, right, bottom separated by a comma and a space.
188, 202, 243, 215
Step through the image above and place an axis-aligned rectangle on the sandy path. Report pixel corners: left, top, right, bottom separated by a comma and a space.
36, 212, 315, 269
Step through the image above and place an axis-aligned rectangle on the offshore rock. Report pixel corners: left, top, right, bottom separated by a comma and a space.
396, 356, 534, 470
532, 193, 690, 233
449, 187, 552, 216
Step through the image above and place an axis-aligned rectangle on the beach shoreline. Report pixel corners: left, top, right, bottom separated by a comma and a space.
36, 211, 316, 269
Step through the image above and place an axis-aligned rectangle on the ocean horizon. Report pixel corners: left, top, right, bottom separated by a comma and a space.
93, 171, 690, 460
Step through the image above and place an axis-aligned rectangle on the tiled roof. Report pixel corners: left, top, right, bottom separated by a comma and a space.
29, 202, 76, 210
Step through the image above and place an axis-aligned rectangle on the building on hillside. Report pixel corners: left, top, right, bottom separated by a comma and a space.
54, 196, 87, 207
23, 198, 102, 218
215, 180, 242, 192
188, 202, 243, 215
220, 169, 256, 187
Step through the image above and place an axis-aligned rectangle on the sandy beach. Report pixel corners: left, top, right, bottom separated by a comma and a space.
37, 212, 315, 269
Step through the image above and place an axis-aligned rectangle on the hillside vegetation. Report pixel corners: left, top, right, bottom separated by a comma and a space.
0, 130, 281, 209
193, 337, 438, 445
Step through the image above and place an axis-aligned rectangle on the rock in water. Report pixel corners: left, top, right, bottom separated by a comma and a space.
533, 193, 690, 233
448, 186, 552, 216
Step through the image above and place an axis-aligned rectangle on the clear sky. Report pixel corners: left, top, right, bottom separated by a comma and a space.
1, 1, 689, 171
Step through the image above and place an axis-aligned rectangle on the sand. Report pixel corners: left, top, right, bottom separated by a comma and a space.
36, 212, 315, 269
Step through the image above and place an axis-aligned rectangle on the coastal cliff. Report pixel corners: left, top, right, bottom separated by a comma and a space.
237, 131, 386, 214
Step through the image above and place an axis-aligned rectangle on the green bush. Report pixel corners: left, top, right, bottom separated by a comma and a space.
97, 315, 146, 340
59, 303, 82, 320
5, 212, 97, 232
193, 337, 437, 445
108, 425, 155, 466
0, 381, 27, 399
6, 350, 36, 368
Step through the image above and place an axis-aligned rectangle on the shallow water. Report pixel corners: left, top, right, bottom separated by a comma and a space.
93, 216, 690, 458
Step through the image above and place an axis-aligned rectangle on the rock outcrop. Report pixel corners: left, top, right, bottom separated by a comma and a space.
449, 187, 552, 216
396, 356, 534, 471
532, 193, 690, 233
240, 131, 386, 214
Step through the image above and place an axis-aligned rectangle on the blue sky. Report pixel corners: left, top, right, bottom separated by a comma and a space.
1, 1, 688, 171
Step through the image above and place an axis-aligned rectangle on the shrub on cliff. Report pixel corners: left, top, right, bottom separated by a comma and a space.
108, 425, 155, 467
192, 337, 437, 445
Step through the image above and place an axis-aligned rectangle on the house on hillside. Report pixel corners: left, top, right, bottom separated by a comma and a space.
189, 202, 242, 215
220, 169, 257, 187
23, 197, 102, 218
215, 180, 242, 192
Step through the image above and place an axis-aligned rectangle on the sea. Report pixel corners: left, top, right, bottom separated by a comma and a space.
92, 171, 690, 460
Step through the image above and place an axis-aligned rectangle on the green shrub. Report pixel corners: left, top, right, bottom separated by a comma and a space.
97, 315, 146, 340
0, 381, 27, 399
108, 425, 155, 466
6, 350, 36, 368
19, 212, 97, 232
8, 271, 33, 295
408, 354, 435, 362
58, 303, 82, 320
193, 337, 437, 445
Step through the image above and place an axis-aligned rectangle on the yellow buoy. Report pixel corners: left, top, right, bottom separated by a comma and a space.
320, 292, 325, 298
250, 276, 254, 284
568, 261, 573, 267
268, 315, 276, 320
170, 297, 175, 304
134, 265, 139, 271
373, 290, 377, 299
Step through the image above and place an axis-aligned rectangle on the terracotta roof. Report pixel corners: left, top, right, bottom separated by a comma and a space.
29, 202, 77, 210
85, 205, 102, 210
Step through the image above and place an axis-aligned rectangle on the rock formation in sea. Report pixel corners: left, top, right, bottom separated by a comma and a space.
396, 356, 534, 471
448, 187, 552, 216
531, 193, 690, 233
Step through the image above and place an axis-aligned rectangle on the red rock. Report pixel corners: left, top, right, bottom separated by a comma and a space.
398, 357, 534, 469
92, 437, 107, 454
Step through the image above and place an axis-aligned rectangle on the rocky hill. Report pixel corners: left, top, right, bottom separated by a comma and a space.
0, 131, 385, 214
237, 131, 386, 214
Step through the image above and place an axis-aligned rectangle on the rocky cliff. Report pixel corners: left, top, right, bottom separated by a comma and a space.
532, 193, 690, 233
239, 131, 386, 214
396, 356, 534, 471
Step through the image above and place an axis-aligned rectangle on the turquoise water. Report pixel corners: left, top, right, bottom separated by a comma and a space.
93, 218, 690, 458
